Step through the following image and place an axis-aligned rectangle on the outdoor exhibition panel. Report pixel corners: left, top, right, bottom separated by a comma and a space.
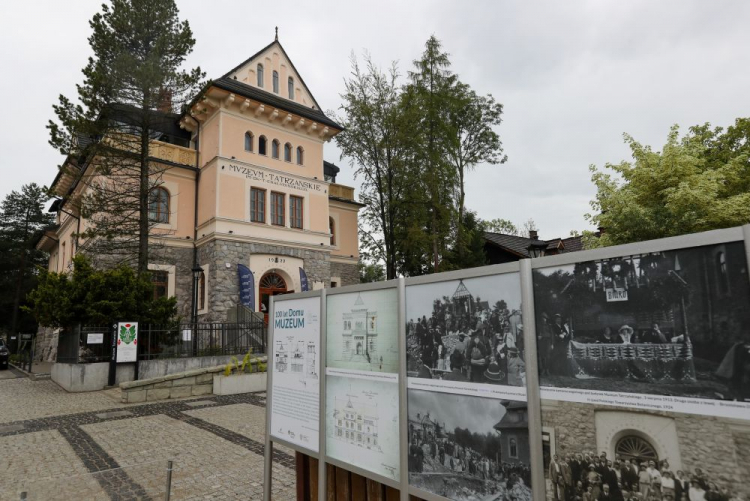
531, 226, 750, 501
404, 263, 536, 501
264, 225, 750, 501
325, 280, 403, 490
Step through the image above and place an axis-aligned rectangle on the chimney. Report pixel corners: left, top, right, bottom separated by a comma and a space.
529, 230, 538, 240
157, 87, 173, 113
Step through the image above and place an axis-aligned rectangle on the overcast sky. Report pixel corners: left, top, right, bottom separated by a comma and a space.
2, 0, 750, 238
409, 389, 505, 433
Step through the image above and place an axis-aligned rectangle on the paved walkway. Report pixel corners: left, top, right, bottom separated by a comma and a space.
0, 377, 296, 500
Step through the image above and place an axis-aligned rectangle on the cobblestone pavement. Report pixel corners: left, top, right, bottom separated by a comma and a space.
0, 378, 296, 500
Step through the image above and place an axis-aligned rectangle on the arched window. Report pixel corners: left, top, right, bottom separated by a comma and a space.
258, 135, 267, 155
509, 438, 518, 458
329, 217, 336, 246
284, 142, 292, 162
148, 187, 170, 223
244, 131, 253, 152
296, 146, 304, 165
288, 77, 294, 99
272, 139, 280, 159
257, 64, 264, 87
616, 436, 658, 464
272, 71, 279, 93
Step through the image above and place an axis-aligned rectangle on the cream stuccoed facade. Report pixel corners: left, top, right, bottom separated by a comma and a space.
36, 37, 362, 358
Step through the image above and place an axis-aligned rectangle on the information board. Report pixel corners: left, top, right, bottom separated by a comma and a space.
270, 296, 321, 453
87, 333, 104, 344
116, 322, 138, 363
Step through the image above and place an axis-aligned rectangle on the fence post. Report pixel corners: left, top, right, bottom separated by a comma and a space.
164, 460, 173, 501
108, 323, 117, 387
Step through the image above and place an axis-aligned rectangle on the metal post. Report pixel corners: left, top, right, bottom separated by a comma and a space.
519, 258, 546, 500
164, 460, 173, 501
263, 296, 276, 501
398, 277, 409, 501
318, 289, 327, 501
108, 323, 117, 387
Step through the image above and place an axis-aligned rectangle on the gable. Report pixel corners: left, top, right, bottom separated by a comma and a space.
224, 41, 320, 111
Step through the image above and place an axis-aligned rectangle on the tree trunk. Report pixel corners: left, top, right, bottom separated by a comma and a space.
138, 112, 150, 275
457, 165, 465, 261
10, 208, 30, 337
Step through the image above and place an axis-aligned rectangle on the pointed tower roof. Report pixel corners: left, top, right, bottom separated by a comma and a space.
452, 279, 472, 300
353, 293, 365, 307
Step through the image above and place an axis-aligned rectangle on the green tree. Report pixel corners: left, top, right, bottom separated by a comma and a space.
358, 262, 386, 283
404, 36, 459, 272
26, 255, 177, 327
334, 54, 413, 280
484, 218, 519, 235
445, 83, 506, 260
47, 0, 204, 272
0, 184, 54, 339
587, 120, 750, 247
442, 210, 488, 270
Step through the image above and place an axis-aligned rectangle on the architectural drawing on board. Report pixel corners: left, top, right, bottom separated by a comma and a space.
342, 293, 381, 366
275, 340, 288, 373
291, 341, 305, 373
332, 395, 381, 452
306, 342, 318, 379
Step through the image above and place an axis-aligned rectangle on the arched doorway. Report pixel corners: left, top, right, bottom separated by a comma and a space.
260, 272, 288, 323
616, 435, 658, 465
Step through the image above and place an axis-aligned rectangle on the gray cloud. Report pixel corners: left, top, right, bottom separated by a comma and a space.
3, 0, 749, 240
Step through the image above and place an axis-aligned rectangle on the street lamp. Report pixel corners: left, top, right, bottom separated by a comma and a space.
527, 240, 547, 259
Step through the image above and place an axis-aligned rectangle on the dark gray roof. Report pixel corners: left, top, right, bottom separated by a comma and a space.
483, 232, 586, 257
212, 77, 342, 130
484, 232, 538, 258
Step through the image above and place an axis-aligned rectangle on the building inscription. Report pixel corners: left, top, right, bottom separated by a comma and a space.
226, 163, 323, 192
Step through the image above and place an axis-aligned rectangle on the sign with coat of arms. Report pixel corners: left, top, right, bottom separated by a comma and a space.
116, 322, 138, 363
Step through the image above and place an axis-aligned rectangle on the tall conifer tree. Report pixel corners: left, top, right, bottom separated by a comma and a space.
47, 0, 204, 272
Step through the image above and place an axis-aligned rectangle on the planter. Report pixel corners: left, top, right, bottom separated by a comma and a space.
213, 371, 267, 395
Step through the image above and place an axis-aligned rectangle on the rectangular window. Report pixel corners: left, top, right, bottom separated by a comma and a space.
152, 270, 169, 300
271, 192, 285, 226
290, 196, 303, 229
250, 188, 266, 223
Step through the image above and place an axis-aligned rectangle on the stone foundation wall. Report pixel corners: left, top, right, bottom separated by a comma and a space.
35, 326, 59, 362
120, 365, 220, 403
197, 239, 331, 322
330, 261, 359, 286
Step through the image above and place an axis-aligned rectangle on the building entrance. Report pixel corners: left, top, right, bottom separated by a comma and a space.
260, 272, 289, 323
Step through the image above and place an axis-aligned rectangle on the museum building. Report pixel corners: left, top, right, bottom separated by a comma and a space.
36, 36, 363, 359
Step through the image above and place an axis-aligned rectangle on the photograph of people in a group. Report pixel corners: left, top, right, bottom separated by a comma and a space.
533, 242, 750, 401
408, 389, 532, 501
405, 273, 525, 387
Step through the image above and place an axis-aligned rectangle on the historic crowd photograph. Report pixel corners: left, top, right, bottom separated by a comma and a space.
326, 288, 400, 373
540, 398, 749, 501
405, 274, 526, 387
532, 242, 750, 402
408, 388, 532, 501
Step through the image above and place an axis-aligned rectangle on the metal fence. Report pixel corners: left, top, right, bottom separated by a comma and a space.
139, 321, 266, 360
56, 325, 111, 364
56, 320, 266, 364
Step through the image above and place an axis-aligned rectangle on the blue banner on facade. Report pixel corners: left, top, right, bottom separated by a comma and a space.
299, 267, 309, 292
238, 264, 255, 310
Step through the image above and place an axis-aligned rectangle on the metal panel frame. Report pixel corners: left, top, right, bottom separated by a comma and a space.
323, 278, 404, 489
264, 289, 324, 501
263, 225, 750, 501
530, 226, 744, 269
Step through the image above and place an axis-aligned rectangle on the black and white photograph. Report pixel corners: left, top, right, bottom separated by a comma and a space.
533, 242, 750, 402
540, 398, 750, 501
408, 389, 532, 501
406, 274, 525, 387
